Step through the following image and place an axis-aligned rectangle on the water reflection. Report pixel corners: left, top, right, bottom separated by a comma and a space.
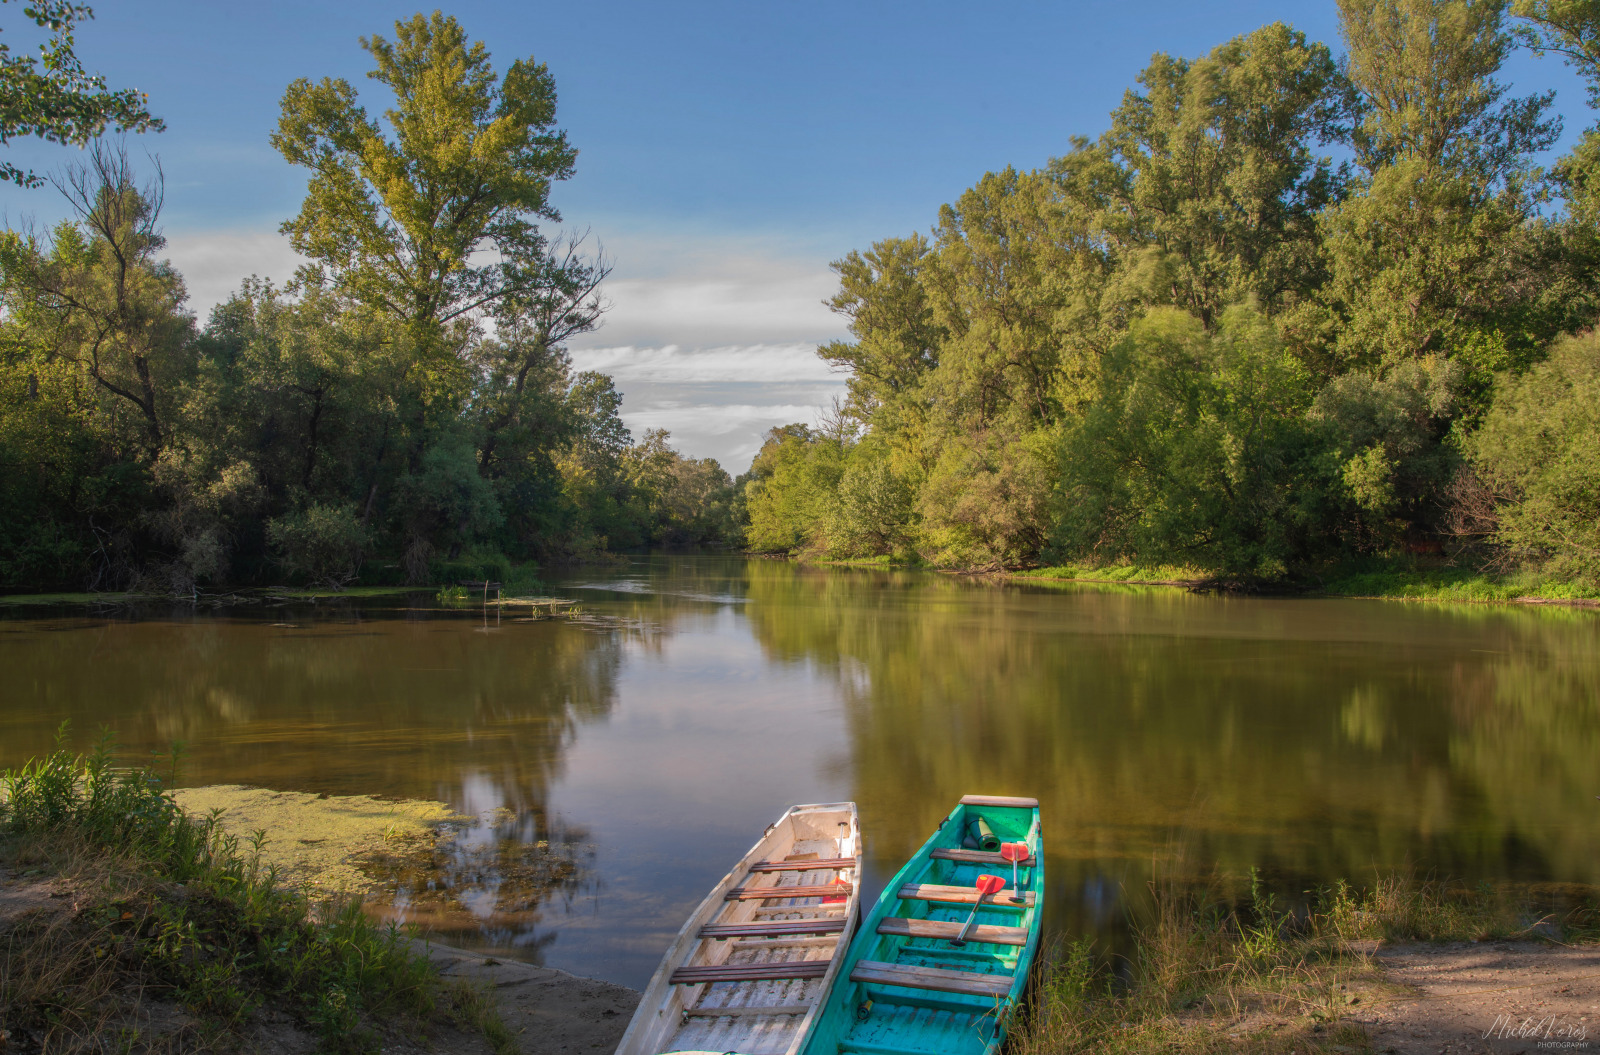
0, 597, 624, 964
738, 561, 1600, 953
3, 561, 1599, 989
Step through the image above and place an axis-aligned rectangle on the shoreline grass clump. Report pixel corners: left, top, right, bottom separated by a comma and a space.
1011, 872, 1582, 1055
0, 728, 509, 1054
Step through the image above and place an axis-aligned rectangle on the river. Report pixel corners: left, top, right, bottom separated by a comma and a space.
2, 556, 1597, 989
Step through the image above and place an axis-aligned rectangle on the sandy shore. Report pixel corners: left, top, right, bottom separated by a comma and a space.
416, 938, 639, 1054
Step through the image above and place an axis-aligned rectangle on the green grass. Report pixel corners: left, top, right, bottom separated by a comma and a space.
1011, 559, 1600, 606
1015, 563, 1205, 585
0, 728, 510, 1054
1318, 564, 1600, 604
0, 591, 139, 605
1012, 872, 1583, 1055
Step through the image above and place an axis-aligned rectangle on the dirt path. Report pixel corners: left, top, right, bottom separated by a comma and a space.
1348, 941, 1600, 1053
417, 940, 638, 1054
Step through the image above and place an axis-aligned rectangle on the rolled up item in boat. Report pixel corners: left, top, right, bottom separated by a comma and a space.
967, 816, 1000, 852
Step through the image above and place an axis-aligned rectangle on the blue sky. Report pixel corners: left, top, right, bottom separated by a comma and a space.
1, 1, 1591, 471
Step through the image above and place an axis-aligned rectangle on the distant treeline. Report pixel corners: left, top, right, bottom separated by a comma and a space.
744, 1, 1600, 587
0, 13, 739, 592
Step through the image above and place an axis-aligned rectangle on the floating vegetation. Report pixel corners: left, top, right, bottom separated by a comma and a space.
359, 809, 596, 939
170, 785, 596, 951
170, 785, 462, 895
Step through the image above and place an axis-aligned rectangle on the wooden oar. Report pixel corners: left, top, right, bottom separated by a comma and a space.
951, 874, 1005, 946
1000, 842, 1029, 899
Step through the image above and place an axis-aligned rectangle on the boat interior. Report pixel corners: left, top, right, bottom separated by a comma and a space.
807, 797, 1041, 1055
631, 802, 860, 1055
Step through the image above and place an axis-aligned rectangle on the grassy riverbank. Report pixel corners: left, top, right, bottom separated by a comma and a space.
0, 736, 511, 1054
1013, 875, 1593, 1054
1015, 559, 1600, 605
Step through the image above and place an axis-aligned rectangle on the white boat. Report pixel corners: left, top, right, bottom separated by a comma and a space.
615, 802, 862, 1055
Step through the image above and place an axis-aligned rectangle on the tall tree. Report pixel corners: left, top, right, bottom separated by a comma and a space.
1097, 22, 1347, 327
272, 11, 579, 358
819, 234, 942, 441
1316, 0, 1559, 374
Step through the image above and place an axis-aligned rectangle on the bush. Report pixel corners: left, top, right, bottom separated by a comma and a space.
1052, 307, 1331, 576
823, 455, 916, 559
266, 502, 368, 586
1472, 332, 1600, 588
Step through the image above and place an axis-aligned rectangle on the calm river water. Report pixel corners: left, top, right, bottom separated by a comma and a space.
2, 556, 1598, 988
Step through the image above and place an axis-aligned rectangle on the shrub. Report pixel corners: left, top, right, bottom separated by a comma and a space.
1053, 307, 1331, 576
266, 502, 368, 586
1472, 332, 1600, 587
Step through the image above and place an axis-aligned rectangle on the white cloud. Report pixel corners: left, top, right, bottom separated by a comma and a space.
580, 274, 839, 348
569, 223, 848, 349
164, 226, 306, 317
569, 343, 843, 384
620, 397, 844, 473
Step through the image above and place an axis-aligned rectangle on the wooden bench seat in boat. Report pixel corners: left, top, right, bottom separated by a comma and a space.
849, 959, 1013, 997
682, 1004, 816, 1018
930, 847, 1036, 868
958, 794, 1039, 808
669, 959, 834, 984
748, 857, 857, 872
897, 883, 1034, 906
726, 883, 852, 901
700, 918, 847, 939
875, 917, 1028, 946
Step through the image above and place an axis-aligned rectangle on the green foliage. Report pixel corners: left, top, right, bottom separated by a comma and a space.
823, 455, 916, 559
1053, 307, 1328, 575
743, 425, 848, 554
1309, 356, 1467, 545
0, 0, 163, 187
1471, 331, 1600, 586
747, 2, 1600, 588
266, 502, 368, 587
1095, 22, 1347, 326
1312, 0, 1560, 380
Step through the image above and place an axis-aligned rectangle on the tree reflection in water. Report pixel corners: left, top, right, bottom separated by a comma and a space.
737, 560, 1600, 955
4, 560, 1599, 981
0, 594, 631, 962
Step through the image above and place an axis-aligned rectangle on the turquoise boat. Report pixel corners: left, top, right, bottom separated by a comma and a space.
799, 795, 1043, 1055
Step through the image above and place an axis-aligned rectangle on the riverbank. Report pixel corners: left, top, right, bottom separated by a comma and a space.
0, 742, 632, 1053
8, 755, 1600, 1053
1011, 877, 1600, 1054
1014, 560, 1600, 606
